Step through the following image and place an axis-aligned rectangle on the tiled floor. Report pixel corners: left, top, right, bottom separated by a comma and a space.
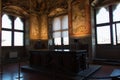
0, 62, 120, 80
89, 64, 120, 80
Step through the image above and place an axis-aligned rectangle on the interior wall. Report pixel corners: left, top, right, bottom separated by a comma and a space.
29, 13, 48, 40
1, 47, 27, 63
39, 14, 48, 40
1, 0, 93, 62
29, 13, 48, 49
0, 0, 2, 64
96, 45, 120, 60
71, 0, 91, 38
30, 13, 40, 40
69, 0, 93, 61
29, 40, 48, 50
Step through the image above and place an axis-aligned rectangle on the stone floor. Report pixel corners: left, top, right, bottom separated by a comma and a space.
0, 62, 120, 80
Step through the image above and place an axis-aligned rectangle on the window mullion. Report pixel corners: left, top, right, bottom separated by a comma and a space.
23, 21, 25, 46
114, 23, 118, 45
60, 17, 63, 46
11, 17, 15, 46
109, 6, 114, 45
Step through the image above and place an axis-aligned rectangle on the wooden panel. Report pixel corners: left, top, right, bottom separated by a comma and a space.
29, 49, 87, 73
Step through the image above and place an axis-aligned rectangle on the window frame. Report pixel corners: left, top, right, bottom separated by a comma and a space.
1, 14, 25, 47
95, 3, 120, 46
51, 15, 69, 47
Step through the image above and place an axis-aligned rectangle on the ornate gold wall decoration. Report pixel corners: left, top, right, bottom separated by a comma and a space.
29, 13, 48, 40
72, 0, 91, 37
30, 14, 40, 40
40, 14, 48, 40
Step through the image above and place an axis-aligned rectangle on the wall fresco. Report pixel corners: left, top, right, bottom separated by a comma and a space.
72, 0, 91, 37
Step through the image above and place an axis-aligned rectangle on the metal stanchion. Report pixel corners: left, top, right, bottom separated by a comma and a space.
0, 56, 3, 80
16, 57, 23, 80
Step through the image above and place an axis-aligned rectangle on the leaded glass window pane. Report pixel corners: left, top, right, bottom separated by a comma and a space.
14, 17, 24, 30
52, 17, 61, 31
97, 26, 111, 44
113, 4, 120, 22
62, 15, 68, 29
14, 32, 24, 46
116, 23, 120, 43
2, 14, 12, 29
96, 7, 109, 24
2, 31, 12, 46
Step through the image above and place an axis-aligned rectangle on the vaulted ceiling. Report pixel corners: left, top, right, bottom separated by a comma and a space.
2, 0, 68, 17
2, 0, 120, 17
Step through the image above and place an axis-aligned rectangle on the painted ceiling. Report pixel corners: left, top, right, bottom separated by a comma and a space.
2, 0, 120, 17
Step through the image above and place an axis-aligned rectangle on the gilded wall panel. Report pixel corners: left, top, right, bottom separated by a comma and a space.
30, 14, 40, 40
40, 14, 48, 40
72, 0, 91, 37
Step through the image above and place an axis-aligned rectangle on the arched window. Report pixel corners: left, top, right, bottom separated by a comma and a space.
14, 17, 24, 46
1, 14, 25, 46
113, 4, 120, 21
52, 15, 69, 46
2, 14, 12, 46
14, 17, 24, 30
95, 3, 120, 45
2, 14, 12, 29
96, 7, 109, 24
